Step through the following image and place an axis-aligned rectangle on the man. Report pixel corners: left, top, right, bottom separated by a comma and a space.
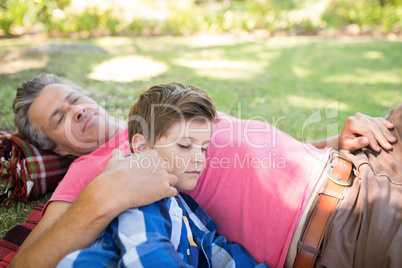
10, 74, 397, 267
10, 74, 180, 267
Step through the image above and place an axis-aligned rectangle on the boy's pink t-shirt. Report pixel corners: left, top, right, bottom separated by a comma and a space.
44, 128, 131, 212
47, 113, 330, 267
186, 112, 330, 267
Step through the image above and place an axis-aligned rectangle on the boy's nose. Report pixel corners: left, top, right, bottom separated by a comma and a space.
192, 151, 205, 164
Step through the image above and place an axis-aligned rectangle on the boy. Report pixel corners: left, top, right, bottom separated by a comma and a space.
57, 83, 266, 267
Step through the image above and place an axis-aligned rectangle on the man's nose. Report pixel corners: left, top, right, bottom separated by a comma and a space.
66, 105, 86, 122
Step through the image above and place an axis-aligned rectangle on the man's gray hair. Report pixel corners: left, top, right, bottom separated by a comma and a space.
13, 73, 84, 150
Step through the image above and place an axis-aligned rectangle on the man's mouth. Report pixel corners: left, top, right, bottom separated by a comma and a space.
83, 114, 94, 133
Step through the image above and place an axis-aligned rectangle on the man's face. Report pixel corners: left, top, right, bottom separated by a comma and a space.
154, 120, 212, 192
28, 83, 111, 157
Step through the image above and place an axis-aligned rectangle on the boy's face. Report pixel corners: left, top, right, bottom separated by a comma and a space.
154, 120, 212, 192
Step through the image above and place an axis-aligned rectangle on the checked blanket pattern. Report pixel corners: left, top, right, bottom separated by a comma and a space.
0, 131, 73, 208
0, 203, 43, 267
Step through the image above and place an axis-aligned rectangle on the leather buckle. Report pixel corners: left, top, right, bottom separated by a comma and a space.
326, 152, 353, 186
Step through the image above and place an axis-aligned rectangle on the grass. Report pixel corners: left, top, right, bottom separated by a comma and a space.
0, 35, 401, 238
0, 193, 51, 238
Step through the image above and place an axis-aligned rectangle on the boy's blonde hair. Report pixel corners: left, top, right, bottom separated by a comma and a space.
128, 83, 216, 151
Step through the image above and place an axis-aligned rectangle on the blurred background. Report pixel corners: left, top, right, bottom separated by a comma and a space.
0, 0, 401, 38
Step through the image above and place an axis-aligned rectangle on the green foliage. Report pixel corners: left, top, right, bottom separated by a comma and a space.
0, 0, 400, 37
0, 12, 14, 35
103, 9, 121, 36
74, 8, 101, 35
54, 0, 70, 9
165, 8, 204, 35
35, 0, 59, 31
51, 17, 73, 36
127, 19, 147, 36
382, 4, 402, 32
322, 0, 402, 32
3, 0, 37, 27
291, 18, 316, 34
127, 19, 160, 36
0, 0, 61, 34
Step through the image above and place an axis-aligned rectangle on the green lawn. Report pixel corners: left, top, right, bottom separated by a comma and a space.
1, 35, 402, 238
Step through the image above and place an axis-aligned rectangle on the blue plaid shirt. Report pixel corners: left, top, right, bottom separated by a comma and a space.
58, 193, 267, 268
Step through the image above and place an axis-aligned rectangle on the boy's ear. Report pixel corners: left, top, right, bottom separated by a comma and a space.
131, 133, 147, 153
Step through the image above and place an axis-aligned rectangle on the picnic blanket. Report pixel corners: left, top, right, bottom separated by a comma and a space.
0, 131, 74, 208
0, 203, 43, 267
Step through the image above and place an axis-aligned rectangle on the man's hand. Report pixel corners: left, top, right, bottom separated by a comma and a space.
10, 149, 179, 268
339, 112, 396, 152
311, 112, 396, 152
96, 149, 179, 212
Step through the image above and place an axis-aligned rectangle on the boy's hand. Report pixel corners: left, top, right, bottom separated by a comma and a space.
98, 149, 178, 212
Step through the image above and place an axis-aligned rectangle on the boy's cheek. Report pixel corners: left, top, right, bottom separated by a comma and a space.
160, 159, 172, 171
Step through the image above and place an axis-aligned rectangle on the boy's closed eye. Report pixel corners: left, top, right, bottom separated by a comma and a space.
178, 143, 191, 149
177, 143, 209, 153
